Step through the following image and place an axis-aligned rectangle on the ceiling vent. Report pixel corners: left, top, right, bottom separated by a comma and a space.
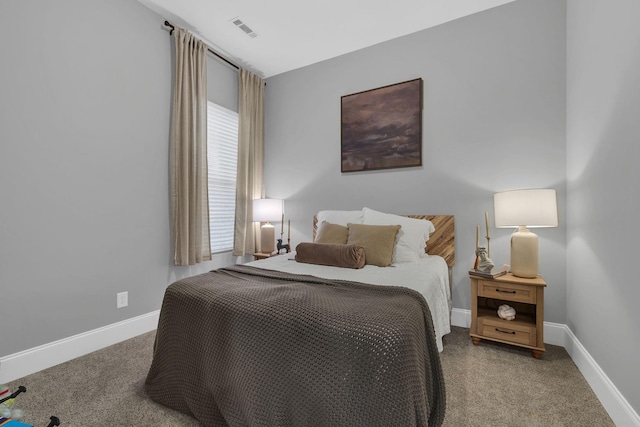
231, 17, 257, 38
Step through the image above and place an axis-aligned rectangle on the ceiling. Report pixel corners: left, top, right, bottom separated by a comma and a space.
137, 0, 517, 78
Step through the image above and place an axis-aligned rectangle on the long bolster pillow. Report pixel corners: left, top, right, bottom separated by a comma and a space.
295, 242, 366, 269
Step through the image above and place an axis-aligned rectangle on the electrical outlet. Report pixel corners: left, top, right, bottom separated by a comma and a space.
117, 291, 128, 308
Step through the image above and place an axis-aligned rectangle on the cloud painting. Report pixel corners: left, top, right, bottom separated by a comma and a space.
341, 78, 422, 172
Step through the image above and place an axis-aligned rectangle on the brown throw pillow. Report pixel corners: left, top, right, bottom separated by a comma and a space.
314, 221, 349, 244
347, 223, 401, 267
295, 242, 366, 269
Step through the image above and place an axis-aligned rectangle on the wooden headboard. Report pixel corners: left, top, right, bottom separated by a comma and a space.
313, 215, 455, 267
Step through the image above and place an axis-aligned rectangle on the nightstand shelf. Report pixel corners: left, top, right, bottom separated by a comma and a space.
476, 307, 535, 327
470, 273, 546, 359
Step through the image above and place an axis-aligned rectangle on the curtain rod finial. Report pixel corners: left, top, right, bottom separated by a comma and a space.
164, 20, 175, 35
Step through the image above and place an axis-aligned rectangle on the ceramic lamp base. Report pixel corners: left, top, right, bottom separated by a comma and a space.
260, 223, 275, 253
510, 226, 538, 278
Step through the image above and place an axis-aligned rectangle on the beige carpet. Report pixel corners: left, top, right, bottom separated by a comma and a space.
6, 326, 613, 426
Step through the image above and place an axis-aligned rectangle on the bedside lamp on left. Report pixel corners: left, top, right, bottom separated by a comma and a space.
253, 198, 283, 254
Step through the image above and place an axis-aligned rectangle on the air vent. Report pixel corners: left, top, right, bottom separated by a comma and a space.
230, 17, 257, 38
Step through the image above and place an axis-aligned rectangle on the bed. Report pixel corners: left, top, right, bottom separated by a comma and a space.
145, 209, 455, 427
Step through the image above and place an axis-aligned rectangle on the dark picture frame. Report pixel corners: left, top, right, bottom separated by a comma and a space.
341, 78, 423, 173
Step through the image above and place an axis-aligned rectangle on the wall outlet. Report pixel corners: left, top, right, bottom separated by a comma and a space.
117, 291, 128, 309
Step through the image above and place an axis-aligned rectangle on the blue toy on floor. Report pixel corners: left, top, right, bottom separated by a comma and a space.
0, 386, 59, 427
0, 418, 33, 426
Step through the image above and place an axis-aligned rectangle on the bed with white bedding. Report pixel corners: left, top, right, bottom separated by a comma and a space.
246, 253, 452, 352
145, 209, 455, 427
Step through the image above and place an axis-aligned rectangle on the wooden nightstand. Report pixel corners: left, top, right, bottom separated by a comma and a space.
469, 273, 546, 359
253, 252, 273, 261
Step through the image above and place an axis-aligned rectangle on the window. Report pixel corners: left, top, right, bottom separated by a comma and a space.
207, 102, 239, 253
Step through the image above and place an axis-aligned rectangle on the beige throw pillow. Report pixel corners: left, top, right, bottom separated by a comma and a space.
347, 223, 401, 267
315, 221, 349, 244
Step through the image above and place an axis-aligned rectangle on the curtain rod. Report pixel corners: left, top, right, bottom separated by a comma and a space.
164, 20, 240, 71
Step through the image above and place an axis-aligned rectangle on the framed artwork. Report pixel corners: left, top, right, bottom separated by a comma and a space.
341, 78, 423, 173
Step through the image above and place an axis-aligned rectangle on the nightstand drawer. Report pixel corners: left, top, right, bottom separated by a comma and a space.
478, 280, 536, 304
478, 317, 536, 346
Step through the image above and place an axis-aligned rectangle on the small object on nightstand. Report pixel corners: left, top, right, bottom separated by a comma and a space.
277, 216, 292, 255
468, 268, 506, 279
497, 304, 516, 320
276, 239, 290, 254
474, 215, 493, 270
475, 246, 494, 272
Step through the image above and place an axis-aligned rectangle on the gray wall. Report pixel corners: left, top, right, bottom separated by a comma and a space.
0, 0, 242, 357
567, 0, 640, 414
208, 57, 238, 112
265, 0, 567, 321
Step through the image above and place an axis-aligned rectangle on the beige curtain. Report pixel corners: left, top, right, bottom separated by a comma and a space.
233, 69, 265, 256
170, 28, 211, 265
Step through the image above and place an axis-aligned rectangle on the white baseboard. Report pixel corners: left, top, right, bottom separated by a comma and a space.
562, 325, 640, 427
0, 310, 160, 384
451, 307, 471, 329
451, 308, 639, 426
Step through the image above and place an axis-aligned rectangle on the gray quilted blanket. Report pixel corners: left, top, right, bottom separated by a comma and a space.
145, 265, 445, 426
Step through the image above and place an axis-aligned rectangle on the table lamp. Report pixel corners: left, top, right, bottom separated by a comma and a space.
494, 189, 558, 278
253, 198, 283, 253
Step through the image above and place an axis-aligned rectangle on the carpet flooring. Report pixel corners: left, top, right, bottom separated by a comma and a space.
6, 326, 614, 426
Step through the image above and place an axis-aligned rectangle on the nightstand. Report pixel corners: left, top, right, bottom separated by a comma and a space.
469, 273, 546, 359
253, 252, 273, 261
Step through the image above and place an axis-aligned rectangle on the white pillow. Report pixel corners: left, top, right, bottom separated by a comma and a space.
362, 207, 435, 263
316, 210, 364, 227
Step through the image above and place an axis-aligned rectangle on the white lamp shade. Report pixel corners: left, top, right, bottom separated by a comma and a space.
494, 188, 557, 278
253, 198, 283, 223
494, 189, 558, 228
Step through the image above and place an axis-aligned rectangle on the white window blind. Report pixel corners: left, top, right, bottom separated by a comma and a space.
207, 102, 239, 253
